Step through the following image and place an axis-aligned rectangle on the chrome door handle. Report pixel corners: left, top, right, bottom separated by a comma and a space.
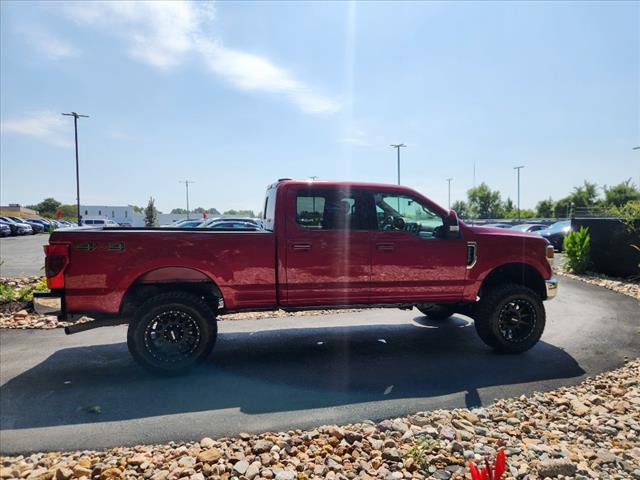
292, 243, 312, 251
376, 243, 394, 251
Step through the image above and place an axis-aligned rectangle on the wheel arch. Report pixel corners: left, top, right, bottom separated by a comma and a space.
478, 262, 547, 300
120, 267, 224, 319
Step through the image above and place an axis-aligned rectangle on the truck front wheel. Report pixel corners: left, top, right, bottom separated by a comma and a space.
473, 284, 545, 353
127, 291, 218, 374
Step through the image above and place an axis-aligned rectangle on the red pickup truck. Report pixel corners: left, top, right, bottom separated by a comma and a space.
36, 180, 557, 373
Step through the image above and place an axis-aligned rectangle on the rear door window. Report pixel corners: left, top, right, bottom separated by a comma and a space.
295, 189, 373, 230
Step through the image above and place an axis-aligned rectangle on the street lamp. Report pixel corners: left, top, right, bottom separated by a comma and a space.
179, 180, 195, 219
390, 144, 406, 185
446, 178, 453, 210
61, 112, 89, 225
513, 165, 525, 221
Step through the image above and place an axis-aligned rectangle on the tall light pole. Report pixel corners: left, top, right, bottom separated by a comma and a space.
390, 144, 406, 185
514, 165, 525, 221
61, 112, 89, 225
446, 178, 453, 210
179, 180, 195, 219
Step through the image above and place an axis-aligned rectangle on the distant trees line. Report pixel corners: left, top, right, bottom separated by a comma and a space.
26, 198, 260, 219
451, 178, 639, 220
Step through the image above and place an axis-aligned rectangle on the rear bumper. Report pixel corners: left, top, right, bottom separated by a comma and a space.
545, 277, 558, 300
33, 292, 62, 315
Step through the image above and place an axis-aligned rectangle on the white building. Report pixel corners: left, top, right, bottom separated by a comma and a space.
80, 205, 138, 225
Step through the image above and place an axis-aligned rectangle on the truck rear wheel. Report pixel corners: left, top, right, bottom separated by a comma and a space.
417, 304, 455, 320
473, 284, 545, 353
127, 291, 217, 374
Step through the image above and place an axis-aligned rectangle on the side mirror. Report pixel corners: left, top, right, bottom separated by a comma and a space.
445, 210, 460, 239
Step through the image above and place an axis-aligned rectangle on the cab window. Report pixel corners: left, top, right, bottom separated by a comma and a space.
374, 193, 445, 239
295, 189, 370, 230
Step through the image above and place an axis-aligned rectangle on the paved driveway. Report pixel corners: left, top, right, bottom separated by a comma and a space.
1, 277, 638, 453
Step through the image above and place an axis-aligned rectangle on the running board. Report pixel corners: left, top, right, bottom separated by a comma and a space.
64, 317, 127, 335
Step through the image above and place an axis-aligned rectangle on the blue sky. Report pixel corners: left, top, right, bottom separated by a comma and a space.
1, 1, 638, 213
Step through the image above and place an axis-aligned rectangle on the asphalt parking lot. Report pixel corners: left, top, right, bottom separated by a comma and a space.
0, 234, 48, 277
1, 277, 638, 453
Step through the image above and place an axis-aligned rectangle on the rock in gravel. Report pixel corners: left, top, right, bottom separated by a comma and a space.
100, 467, 123, 480
537, 459, 577, 477
54, 467, 73, 480
382, 448, 402, 462
197, 448, 221, 463
245, 462, 261, 480
233, 460, 249, 475
252, 439, 274, 453
150, 471, 169, 480
199, 437, 215, 448
274, 470, 295, 480
73, 466, 92, 477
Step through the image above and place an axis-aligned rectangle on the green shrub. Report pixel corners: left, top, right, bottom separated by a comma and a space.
16, 277, 48, 302
0, 283, 18, 303
564, 227, 592, 274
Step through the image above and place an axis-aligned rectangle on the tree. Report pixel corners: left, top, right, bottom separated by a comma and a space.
171, 208, 188, 214
207, 207, 220, 215
603, 179, 640, 207
502, 197, 516, 218
451, 200, 470, 219
554, 181, 600, 217
27, 198, 61, 217
144, 197, 158, 227
536, 198, 555, 218
193, 207, 206, 214
129, 205, 144, 214
467, 183, 503, 219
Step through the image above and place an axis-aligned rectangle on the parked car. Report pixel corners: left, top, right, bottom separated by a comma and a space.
203, 216, 259, 225
200, 217, 260, 229
160, 218, 198, 228
0, 216, 33, 235
174, 220, 206, 228
208, 220, 261, 230
6, 217, 41, 234
17, 218, 46, 234
538, 220, 571, 251
480, 223, 513, 229
36, 179, 557, 374
0, 223, 11, 237
511, 223, 548, 233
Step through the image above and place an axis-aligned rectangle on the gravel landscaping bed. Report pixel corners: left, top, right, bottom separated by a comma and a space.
1, 358, 638, 480
0, 276, 362, 329
554, 255, 640, 301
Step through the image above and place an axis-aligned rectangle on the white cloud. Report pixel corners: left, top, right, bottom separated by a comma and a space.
197, 39, 340, 114
1, 111, 73, 148
62, 1, 339, 113
64, 1, 205, 69
22, 28, 79, 60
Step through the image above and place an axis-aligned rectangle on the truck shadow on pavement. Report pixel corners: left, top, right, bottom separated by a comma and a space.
0, 316, 584, 430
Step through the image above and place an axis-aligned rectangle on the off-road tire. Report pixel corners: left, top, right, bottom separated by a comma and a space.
417, 304, 455, 320
473, 283, 545, 353
127, 291, 217, 374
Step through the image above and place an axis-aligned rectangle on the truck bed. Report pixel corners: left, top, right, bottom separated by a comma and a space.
49, 228, 277, 315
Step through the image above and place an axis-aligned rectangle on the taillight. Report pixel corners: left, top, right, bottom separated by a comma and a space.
44, 243, 69, 289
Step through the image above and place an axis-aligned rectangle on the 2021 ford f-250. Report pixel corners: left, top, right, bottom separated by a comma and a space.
35, 180, 557, 373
